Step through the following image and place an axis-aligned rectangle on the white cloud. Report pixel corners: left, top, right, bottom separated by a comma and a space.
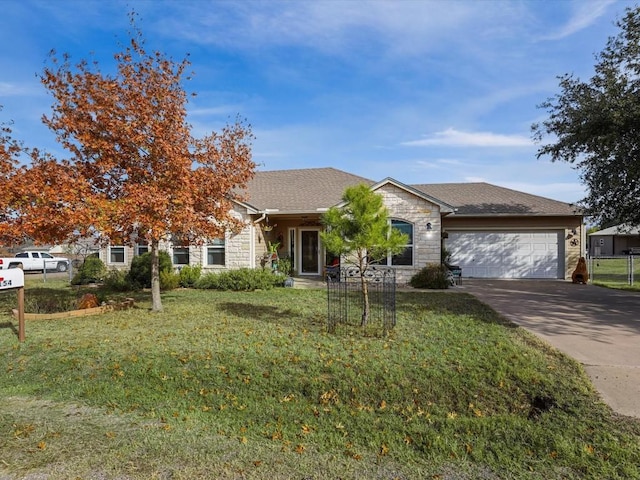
538, 0, 615, 41
157, 0, 524, 58
0, 82, 35, 97
402, 128, 533, 147
188, 105, 242, 117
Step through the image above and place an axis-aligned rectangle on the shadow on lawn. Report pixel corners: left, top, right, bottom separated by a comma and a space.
217, 302, 326, 331
0, 321, 19, 338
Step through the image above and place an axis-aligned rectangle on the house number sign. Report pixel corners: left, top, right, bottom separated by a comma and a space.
0, 268, 25, 290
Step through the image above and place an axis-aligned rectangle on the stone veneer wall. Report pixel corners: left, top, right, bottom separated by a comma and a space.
101, 205, 257, 272
374, 183, 442, 284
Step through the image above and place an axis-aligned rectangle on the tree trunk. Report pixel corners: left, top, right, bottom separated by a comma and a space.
150, 241, 163, 312
360, 274, 370, 327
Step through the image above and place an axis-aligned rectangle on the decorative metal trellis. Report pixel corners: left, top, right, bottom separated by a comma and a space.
326, 266, 396, 336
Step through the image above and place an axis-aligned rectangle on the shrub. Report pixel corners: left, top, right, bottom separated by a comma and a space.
277, 256, 293, 276
160, 270, 180, 291
25, 293, 77, 314
102, 269, 132, 292
71, 256, 107, 285
409, 263, 450, 289
179, 264, 202, 288
195, 268, 284, 291
127, 251, 173, 289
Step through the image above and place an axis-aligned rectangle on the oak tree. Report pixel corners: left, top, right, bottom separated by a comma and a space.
532, 6, 640, 227
320, 184, 408, 327
39, 16, 255, 311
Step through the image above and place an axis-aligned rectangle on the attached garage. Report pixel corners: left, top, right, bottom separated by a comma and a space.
446, 231, 563, 279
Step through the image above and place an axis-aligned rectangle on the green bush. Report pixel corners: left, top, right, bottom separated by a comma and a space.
179, 264, 202, 287
409, 263, 450, 289
102, 269, 132, 292
71, 255, 107, 285
160, 270, 180, 291
276, 256, 293, 276
127, 251, 173, 289
195, 268, 284, 291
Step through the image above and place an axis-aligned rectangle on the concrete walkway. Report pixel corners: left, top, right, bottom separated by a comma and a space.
460, 279, 640, 418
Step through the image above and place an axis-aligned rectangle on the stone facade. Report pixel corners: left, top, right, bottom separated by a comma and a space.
373, 183, 442, 283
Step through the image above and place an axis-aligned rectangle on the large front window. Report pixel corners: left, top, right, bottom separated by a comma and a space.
172, 247, 190, 266
375, 220, 413, 266
207, 238, 225, 266
391, 220, 413, 266
109, 246, 126, 264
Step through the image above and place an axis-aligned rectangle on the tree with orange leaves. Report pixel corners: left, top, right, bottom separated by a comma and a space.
38, 15, 255, 311
1, 110, 77, 247
0, 112, 21, 245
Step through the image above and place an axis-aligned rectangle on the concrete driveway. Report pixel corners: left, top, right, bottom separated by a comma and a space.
460, 279, 640, 418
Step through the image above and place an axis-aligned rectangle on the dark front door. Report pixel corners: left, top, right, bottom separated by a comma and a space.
300, 229, 320, 274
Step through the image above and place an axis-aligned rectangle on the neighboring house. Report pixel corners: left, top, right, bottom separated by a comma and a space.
99, 167, 584, 281
588, 224, 640, 256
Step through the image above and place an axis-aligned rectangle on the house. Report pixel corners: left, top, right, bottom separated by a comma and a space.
100, 167, 584, 281
588, 224, 640, 256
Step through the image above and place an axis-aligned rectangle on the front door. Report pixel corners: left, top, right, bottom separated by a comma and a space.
300, 229, 321, 275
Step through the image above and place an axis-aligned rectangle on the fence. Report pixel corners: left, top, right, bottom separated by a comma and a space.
326, 266, 396, 336
588, 255, 638, 286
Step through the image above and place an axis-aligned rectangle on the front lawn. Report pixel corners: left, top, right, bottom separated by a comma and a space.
1, 285, 639, 479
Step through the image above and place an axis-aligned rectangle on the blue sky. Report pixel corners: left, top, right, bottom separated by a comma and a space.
0, 0, 633, 203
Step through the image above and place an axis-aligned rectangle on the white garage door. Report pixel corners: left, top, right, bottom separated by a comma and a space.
447, 232, 560, 279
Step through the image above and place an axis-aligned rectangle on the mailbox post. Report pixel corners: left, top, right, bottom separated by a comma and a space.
0, 268, 26, 341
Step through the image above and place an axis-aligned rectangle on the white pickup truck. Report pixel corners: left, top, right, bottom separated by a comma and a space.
0, 251, 70, 272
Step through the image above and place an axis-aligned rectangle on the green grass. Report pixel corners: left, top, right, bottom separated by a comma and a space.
1, 284, 639, 479
590, 257, 640, 291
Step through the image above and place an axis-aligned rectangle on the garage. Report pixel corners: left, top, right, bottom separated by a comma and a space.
446, 231, 562, 279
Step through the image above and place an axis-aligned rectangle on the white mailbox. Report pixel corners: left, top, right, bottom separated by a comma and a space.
0, 268, 25, 290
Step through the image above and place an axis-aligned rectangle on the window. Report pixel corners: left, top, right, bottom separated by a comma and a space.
374, 220, 414, 266
391, 220, 413, 266
15, 252, 27, 258
136, 242, 149, 256
207, 238, 225, 266
173, 246, 190, 265
109, 246, 125, 264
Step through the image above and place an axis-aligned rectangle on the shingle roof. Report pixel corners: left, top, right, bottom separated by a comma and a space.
589, 224, 640, 235
411, 182, 579, 216
243, 167, 373, 212
243, 168, 579, 217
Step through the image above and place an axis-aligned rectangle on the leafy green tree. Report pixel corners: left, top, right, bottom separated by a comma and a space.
532, 6, 640, 227
321, 184, 408, 327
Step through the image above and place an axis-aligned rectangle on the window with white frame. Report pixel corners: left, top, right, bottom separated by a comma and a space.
136, 241, 148, 256
375, 220, 413, 266
172, 246, 190, 266
206, 238, 225, 266
109, 246, 126, 264
391, 220, 413, 265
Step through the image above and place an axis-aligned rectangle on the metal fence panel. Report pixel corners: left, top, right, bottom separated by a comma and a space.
327, 266, 396, 336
